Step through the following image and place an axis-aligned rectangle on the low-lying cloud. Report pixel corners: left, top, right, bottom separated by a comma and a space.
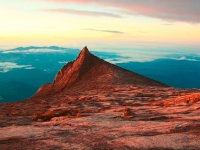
38, 0, 200, 23
171, 56, 200, 62
2, 49, 66, 54
0, 62, 34, 72
58, 61, 68, 64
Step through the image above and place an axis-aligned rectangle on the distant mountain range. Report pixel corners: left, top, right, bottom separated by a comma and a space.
0, 46, 200, 103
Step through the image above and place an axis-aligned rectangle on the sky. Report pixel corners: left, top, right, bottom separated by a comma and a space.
0, 0, 200, 57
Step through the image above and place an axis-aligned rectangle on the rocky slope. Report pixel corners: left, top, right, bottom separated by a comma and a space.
0, 47, 199, 150
34, 46, 167, 97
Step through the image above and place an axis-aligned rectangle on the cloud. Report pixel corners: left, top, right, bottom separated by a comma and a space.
105, 58, 133, 64
0, 62, 34, 72
41, 8, 122, 18
83, 28, 124, 34
58, 61, 68, 64
106, 54, 200, 63
171, 56, 200, 61
2, 49, 66, 54
38, 0, 200, 23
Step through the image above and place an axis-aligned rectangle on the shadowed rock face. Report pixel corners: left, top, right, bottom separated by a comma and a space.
34, 46, 167, 97
53, 46, 93, 88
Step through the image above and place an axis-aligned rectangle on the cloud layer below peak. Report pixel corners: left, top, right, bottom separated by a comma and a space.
0, 62, 34, 72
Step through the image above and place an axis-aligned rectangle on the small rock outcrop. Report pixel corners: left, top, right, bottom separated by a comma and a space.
121, 108, 135, 118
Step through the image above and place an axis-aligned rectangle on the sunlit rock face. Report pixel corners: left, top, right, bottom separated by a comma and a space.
0, 47, 199, 150
34, 46, 166, 97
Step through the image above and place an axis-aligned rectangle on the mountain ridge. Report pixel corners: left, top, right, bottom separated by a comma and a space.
33, 46, 167, 97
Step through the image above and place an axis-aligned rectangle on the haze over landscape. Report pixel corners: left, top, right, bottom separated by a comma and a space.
0, 0, 200, 149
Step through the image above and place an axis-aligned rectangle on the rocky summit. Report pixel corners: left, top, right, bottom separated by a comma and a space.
34, 46, 166, 97
0, 47, 200, 150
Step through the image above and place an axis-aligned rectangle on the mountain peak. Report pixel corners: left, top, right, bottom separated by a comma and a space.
81, 46, 89, 53
76, 46, 91, 62
34, 46, 167, 97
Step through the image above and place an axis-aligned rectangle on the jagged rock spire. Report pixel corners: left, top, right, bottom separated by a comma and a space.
34, 46, 167, 97
80, 46, 89, 54
76, 46, 91, 62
